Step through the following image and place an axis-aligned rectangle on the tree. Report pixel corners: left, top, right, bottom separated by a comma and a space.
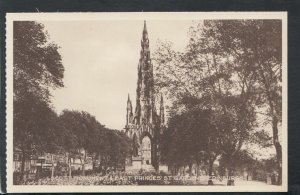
13, 21, 64, 183
219, 149, 256, 179
105, 130, 131, 171
13, 94, 62, 181
154, 20, 259, 185
59, 110, 101, 176
59, 110, 132, 176
14, 21, 64, 103
160, 109, 219, 183
209, 20, 283, 185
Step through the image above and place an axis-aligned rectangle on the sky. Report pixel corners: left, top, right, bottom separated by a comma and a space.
39, 19, 278, 159
41, 20, 193, 130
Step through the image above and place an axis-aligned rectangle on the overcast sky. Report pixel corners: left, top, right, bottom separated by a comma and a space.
39, 19, 277, 159
42, 20, 193, 130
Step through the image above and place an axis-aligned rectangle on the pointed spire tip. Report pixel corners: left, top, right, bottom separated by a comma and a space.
143, 20, 147, 31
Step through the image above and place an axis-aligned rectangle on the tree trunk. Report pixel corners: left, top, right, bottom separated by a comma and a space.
35, 160, 43, 181
189, 163, 193, 176
68, 157, 72, 179
196, 162, 200, 181
226, 156, 235, 186
80, 158, 85, 176
40, 161, 43, 179
258, 61, 282, 186
18, 150, 26, 184
208, 158, 214, 185
91, 155, 95, 174
196, 162, 199, 178
272, 117, 282, 185
51, 154, 55, 179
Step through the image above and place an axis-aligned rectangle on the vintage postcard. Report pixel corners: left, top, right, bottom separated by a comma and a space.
6, 12, 287, 192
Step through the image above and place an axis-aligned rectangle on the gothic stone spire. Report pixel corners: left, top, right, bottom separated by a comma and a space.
135, 21, 155, 125
160, 94, 165, 125
126, 94, 133, 125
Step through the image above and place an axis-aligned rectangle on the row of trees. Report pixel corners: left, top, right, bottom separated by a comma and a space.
13, 21, 131, 184
155, 20, 282, 185
58, 110, 131, 176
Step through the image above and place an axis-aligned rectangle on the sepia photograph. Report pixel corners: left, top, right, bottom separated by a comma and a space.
6, 12, 287, 192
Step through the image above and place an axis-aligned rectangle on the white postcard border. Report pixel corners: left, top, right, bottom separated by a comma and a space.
6, 12, 288, 193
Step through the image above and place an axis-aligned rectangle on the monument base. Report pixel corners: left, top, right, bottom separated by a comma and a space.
125, 157, 156, 173
158, 164, 169, 173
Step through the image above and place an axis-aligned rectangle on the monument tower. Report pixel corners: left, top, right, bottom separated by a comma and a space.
125, 21, 164, 171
